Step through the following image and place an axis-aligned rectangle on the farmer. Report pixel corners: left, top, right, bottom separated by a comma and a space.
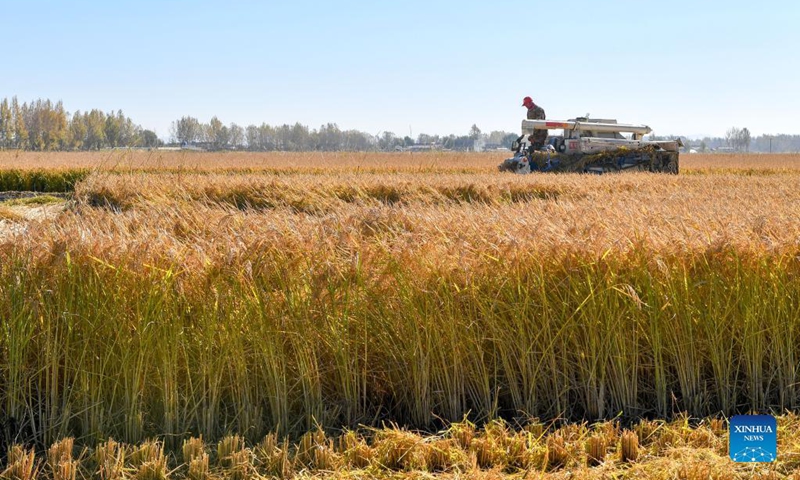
522, 96, 548, 150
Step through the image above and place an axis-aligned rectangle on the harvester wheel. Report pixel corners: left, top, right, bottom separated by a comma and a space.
665, 159, 679, 174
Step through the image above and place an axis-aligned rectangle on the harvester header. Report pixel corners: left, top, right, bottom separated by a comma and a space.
522, 119, 653, 138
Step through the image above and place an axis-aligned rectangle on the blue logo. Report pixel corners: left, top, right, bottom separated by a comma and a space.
730, 415, 776, 462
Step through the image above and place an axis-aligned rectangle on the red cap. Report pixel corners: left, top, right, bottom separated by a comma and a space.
522, 96, 533, 107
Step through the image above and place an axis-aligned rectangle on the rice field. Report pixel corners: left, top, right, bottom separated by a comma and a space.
2, 150, 799, 174
2, 151, 800, 477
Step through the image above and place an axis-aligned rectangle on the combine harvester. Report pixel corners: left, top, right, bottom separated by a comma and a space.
498, 117, 681, 174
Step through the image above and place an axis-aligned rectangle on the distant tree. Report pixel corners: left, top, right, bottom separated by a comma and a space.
54, 101, 69, 149
343, 129, 373, 150
229, 123, 244, 149
501, 132, 519, 148
85, 110, 107, 150
726, 127, 741, 150
141, 130, 160, 148
104, 112, 121, 148
289, 123, 310, 151
116, 111, 140, 147
258, 123, 276, 150
67, 111, 86, 150
725, 126, 753, 152
442, 135, 455, 150
487, 130, 509, 145
741, 127, 751, 152
245, 125, 259, 150
0, 99, 11, 148
378, 131, 401, 151
469, 124, 482, 140
25, 101, 47, 150
272, 124, 287, 150
12, 97, 28, 149
317, 123, 341, 151
453, 135, 472, 150
171, 116, 201, 144
207, 116, 230, 149
417, 133, 434, 145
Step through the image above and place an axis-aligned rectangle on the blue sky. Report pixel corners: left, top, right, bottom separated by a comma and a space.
2, 0, 798, 139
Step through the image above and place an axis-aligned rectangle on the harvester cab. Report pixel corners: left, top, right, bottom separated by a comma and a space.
499, 117, 681, 174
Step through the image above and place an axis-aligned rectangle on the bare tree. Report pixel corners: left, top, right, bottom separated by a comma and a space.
726, 127, 741, 150
741, 127, 751, 152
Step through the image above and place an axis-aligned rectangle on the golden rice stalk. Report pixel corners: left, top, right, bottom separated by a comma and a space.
47, 437, 77, 480
523, 420, 545, 441
687, 425, 720, 450
677, 461, 712, 480
224, 449, 255, 480
620, 430, 640, 463
294, 427, 341, 472
337, 431, 373, 469
47, 438, 74, 467
448, 421, 476, 450
130, 440, 167, 480
187, 452, 210, 480
254, 433, 278, 468
294, 431, 315, 469
96, 439, 126, 480
709, 418, 727, 435
130, 440, 164, 467
373, 428, 428, 471
468, 436, 491, 470
505, 433, 531, 471
254, 434, 291, 478
520, 443, 549, 472
51, 459, 77, 480
652, 426, 682, 455
311, 440, 340, 472
424, 438, 468, 472
585, 435, 607, 466
216, 435, 245, 469
545, 434, 568, 470
134, 460, 168, 480
3, 446, 40, 480
182, 437, 205, 465
634, 420, 660, 448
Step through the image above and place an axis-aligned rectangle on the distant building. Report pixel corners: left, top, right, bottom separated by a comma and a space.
484, 143, 509, 152
403, 144, 442, 152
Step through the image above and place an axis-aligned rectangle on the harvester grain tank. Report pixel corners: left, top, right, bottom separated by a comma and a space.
498, 117, 681, 174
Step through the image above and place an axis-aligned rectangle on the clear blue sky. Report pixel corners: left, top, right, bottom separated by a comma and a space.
2, 0, 798, 139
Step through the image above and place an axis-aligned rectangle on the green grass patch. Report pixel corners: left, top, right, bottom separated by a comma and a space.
0, 168, 90, 192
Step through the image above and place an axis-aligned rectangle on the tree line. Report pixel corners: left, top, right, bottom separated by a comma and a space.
171, 117, 517, 152
5, 97, 799, 153
0, 97, 514, 152
662, 127, 800, 153
0, 97, 160, 150
171, 117, 381, 151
